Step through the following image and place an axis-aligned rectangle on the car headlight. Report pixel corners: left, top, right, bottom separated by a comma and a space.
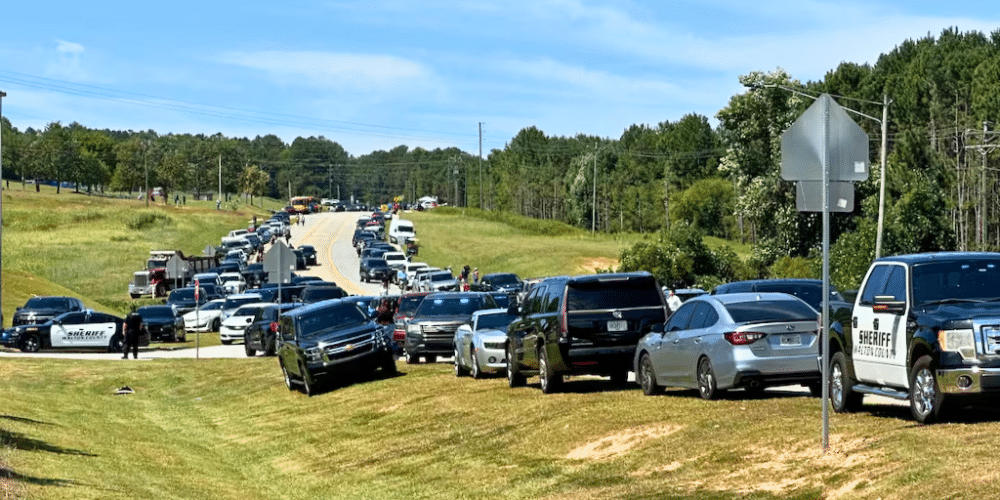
407, 324, 421, 336
305, 347, 323, 363
939, 329, 976, 359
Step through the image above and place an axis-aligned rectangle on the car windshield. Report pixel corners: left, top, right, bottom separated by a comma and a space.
396, 295, 427, 315
24, 297, 68, 309
477, 312, 518, 330
430, 273, 453, 282
225, 296, 262, 310
298, 305, 369, 338
911, 260, 1000, 305
417, 297, 483, 316
200, 301, 225, 311
566, 279, 662, 310
233, 305, 264, 317
489, 274, 520, 285
724, 300, 818, 323
168, 289, 198, 300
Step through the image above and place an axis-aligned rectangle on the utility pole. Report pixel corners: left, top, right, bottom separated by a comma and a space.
217, 154, 222, 204
592, 143, 598, 233
874, 94, 890, 259
0, 90, 6, 326
145, 142, 150, 208
965, 121, 998, 249
479, 122, 484, 209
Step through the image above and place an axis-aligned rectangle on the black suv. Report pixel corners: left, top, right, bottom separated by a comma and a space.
404, 292, 498, 364
505, 272, 667, 393
276, 299, 397, 396
245, 303, 302, 356
360, 258, 392, 283
12, 296, 85, 326
712, 278, 852, 313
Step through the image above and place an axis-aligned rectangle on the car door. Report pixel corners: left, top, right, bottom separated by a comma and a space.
509, 286, 544, 371
656, 302, 697, 385
277, 317, 302, 377
674, 302, 720, 387
852, 263, 909, 387
50, 312, 98, 347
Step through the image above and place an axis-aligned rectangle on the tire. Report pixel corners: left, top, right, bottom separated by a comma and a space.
454, 347, 468, 377
300, 364, 316, 397
171, 330, 180, 343
265, 334, 277, 356
130, 293, 141, 299
470, 348, 483, 379
910, 355, 947, 424
539, 346, 561, 394
179, 333, 186, 342
108, 334, 124, 353
244, 334, 256, 357
280, 361, 295, 391
425, 355, 437, 364
406, 352, 419, 364
639, 353, 661, 396
211, 318, 221, 332
830, 351, 863, 413
506, 343, 525, 388
382, 352, 398, 375
697, 356, 719, 400
155, 282, 166, 297
21, 333, 41, 353
221, 339, 233, 345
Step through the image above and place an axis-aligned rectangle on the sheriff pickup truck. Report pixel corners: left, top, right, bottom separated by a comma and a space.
829, 252, 1000, 423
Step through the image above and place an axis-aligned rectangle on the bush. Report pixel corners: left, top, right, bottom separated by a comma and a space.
125, 211, 173, 230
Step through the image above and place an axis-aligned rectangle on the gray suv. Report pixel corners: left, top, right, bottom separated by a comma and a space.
505, 272, 667, 393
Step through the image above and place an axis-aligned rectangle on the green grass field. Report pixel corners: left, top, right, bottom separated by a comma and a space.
3, 191, 999, 500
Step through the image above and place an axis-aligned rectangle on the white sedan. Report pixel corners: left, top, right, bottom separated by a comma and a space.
182, 299, 226, 333
454, 309, 519, 379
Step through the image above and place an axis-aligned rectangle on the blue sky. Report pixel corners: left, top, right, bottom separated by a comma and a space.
1, 1, 997, 157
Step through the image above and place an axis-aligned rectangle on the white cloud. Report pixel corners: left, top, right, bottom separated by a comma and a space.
45, 39, 88, 81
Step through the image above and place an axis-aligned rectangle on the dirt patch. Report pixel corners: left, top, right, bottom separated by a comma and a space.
566, 424, 681, 460
577, 257, 618, 274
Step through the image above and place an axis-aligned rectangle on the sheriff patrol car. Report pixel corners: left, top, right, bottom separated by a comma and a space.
0, 310, 141, 353
829, 252, 1000, 423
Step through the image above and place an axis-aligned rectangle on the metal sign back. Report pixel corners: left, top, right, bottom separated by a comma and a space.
781, 94, 870, 182
264, 240, 295, 284
795, 181, 854, 212
165, 254, 188, 280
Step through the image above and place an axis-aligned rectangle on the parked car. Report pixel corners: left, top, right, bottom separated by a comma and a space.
12, 296, 85, 327
422, 270, 460, 292
505, 272, 667, 393
453, 308, 519, 378
300, 285, 349, 304
1, 310, 139, 353
220, 293, 265, 322
404, 292, 499, 364
166, 287, 210, 316
182, 298, 227, 332
137, 305, 186, 342
712, 278, 851, 314
298, 245, 318, 266
219, 302, 271, 345
218, 272, 248, 295
634, 292, 822, 399
393, 292, 431, 349
382, 251, 408, 272
360, 258, 392, 283
276, 299, 398, 396
244, 303, 303, 356
478, 273, 523, 294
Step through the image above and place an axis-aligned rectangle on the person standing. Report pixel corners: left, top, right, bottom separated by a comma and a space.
666, 287, 683, 316
123, 311, 143, 359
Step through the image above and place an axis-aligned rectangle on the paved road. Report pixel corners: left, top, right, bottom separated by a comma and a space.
0, 211, 394, 361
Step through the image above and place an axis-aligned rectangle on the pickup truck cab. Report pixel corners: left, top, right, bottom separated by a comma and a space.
829, 252, 1000, 423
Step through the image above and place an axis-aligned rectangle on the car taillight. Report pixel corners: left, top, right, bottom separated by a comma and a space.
269, 321, 278, 333
724, 331, 766, 345
560, 293, 568, 339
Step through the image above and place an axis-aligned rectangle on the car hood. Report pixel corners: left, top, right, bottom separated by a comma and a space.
410, 314, 472, 324
295, 322, 380, 347
474, 329, 507, 341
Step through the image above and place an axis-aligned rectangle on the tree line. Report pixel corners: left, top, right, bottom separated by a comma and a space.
1, 27, 998, 289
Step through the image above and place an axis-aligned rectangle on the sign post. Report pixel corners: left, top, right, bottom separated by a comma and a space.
194, 278, 200, 360
780, 94, 869, 451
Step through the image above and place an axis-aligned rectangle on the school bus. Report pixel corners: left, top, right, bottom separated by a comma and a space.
290, 196, 316, 213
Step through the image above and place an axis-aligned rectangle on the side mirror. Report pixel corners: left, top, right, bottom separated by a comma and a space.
645, 322, 664, 334
507, 304, 520, 316
873, 295, 906, 314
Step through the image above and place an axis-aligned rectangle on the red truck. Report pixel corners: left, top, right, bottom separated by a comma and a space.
128, 250, 219, 298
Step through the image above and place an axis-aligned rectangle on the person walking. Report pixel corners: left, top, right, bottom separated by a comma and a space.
122, 311, 143, 359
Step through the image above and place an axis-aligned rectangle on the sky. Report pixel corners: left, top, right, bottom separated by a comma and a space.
1, 1, 997, 157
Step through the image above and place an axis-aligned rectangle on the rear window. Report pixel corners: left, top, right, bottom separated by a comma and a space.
477, 312, 518, 330
565, 278, 663, 310
397, 295, 427, 315
25, 297, 68, 308
724, 300, 818, 324
233, 305, 264, 317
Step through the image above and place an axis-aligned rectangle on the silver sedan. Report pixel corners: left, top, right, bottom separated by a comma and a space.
454, 309, 518, 379
634, 292, 821, 399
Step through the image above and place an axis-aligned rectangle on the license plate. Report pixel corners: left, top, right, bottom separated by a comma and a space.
607, 320, 627, 332
779, 334, 801, 347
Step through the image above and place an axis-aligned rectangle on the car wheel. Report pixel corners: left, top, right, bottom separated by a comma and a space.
506, 343, 525, 388
382, 352, 398, 375
20, 333, 41, 353
639, 353, 661, 396
470, 348, 483, 379
697, 356, 719, 400
454, 347, 468, 377
221, 339, 233, 345
179, 333, 186, 342
910, 355, 947, 424
280, 361, 295, 391
265, 335, 277, 356
108, 334, 124, 353
830, 351, 862, 413
244, 334, 256, 357
539, 345, 561, 394
300, 364, 316, 397
171, 330, 180, 342
211, 318, 221, 332
155, 283, 166, 297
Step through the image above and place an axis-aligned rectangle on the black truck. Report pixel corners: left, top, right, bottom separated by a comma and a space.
829, 252, 1000, 423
